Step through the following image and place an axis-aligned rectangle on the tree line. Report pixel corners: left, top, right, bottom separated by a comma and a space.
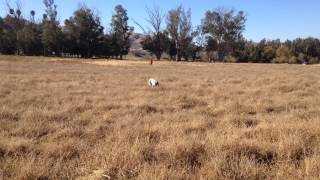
0, 0, 320, 64
0, 0, 132, 59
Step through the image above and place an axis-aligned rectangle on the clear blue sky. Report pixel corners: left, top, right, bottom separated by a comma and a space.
1, 0, 320, 42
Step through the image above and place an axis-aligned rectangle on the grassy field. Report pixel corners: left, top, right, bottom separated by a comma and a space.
0, 56, 320, 179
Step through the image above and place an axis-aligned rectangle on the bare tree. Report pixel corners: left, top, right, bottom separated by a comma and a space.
146, 6, 164, 35
131, 18, 147, 34
145, 6, 165, 60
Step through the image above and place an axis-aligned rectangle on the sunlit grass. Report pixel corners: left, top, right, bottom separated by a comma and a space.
0, 56, 320, 179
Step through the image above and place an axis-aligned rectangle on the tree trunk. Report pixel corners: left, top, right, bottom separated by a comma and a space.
175, 39, 179, 61
156, 34, 161, 60
156, 53, 161, 60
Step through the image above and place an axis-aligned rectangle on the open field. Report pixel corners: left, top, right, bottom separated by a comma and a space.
0, 56, 320, 179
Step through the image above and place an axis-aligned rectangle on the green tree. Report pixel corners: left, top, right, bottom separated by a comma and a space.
41, 0, 62, 56
100, 34, 112, 58
17, 25, 42, 55
1, 2, 25, 55
63, 18, 79, 56
166, 6, 193, 61
186, 27, 205, 61
1, 18, 17, 54
64, 6, 104, 58
179, 8, 193, 60
111, 5, 133, 60
205, 36, 218, 62
16, 10, 42, 55
0, 17, 4, 53
290, 38, 320, 63
166, 39, 177, 60
1, 16, 17, 54
166, 6, 181, 60
141, 31, 169, 59
202, 8, 246, 61
41, 21, 62, 55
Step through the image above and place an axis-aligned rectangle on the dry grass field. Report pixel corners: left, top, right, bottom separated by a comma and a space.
0, 56, 320, 179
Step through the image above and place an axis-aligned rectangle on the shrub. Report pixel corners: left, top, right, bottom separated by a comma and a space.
225, 56, 238, 63
308, 57, 319, 64
263, 46, 276, 62
274, 46, 291, 63
288, 56, 298, 64
273, 56, 288, 63
297, 53, 306, 63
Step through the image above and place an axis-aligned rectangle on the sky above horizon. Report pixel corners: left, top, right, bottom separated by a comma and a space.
1, 0, 320, 42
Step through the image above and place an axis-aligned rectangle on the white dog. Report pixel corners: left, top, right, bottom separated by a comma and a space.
148, 78, 159, 87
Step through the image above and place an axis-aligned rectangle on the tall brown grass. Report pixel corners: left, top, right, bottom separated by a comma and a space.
0, 56, 320, 179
